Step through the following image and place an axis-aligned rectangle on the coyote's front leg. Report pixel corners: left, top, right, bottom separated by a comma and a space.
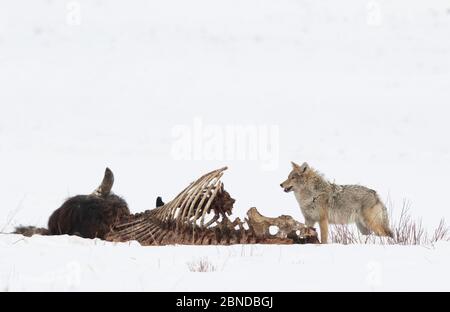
317, 197, 329, 244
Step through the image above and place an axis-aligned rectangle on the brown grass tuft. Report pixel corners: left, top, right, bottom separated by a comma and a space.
187, 257, 217, 272
330, 201, 450, 245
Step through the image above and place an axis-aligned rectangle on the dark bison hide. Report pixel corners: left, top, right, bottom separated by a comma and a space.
48, 194, 130, 239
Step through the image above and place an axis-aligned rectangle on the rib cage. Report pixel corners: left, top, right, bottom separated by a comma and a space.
106, 167, 319, 245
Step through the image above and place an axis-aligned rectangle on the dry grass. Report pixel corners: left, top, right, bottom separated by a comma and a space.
187, 257, 217, 272
1, 196, 26, 234
330, 201, 450, 245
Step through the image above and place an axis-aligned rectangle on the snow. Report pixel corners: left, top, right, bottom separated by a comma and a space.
1, 234, 449, 291
1, 0, 450, 291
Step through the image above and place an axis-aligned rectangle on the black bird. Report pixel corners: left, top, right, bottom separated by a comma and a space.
156, 196, 165, 207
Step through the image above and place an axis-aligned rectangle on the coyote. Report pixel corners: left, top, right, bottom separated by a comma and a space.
280, 162, 393, 244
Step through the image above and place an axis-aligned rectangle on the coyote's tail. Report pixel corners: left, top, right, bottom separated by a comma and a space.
13, 226, 50, 237
380, 201, 394, 238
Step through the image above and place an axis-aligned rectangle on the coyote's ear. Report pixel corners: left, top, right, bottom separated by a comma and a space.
291, 161, 301, 170
292, 161, 309, 173
300, 162, 309, 173
299, 162, 309, 173
291, 161, 304, 173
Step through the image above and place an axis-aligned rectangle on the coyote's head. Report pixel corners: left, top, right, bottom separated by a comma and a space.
280, 161, 310, 193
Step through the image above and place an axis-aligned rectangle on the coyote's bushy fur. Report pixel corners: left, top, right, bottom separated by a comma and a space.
280, 162, 393, 244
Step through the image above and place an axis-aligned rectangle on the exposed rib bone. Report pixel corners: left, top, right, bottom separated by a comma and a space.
105, 167, 319, 245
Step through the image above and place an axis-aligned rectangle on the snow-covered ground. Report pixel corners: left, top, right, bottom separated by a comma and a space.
1, 0, 450, 291
1, 234, 449, 291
